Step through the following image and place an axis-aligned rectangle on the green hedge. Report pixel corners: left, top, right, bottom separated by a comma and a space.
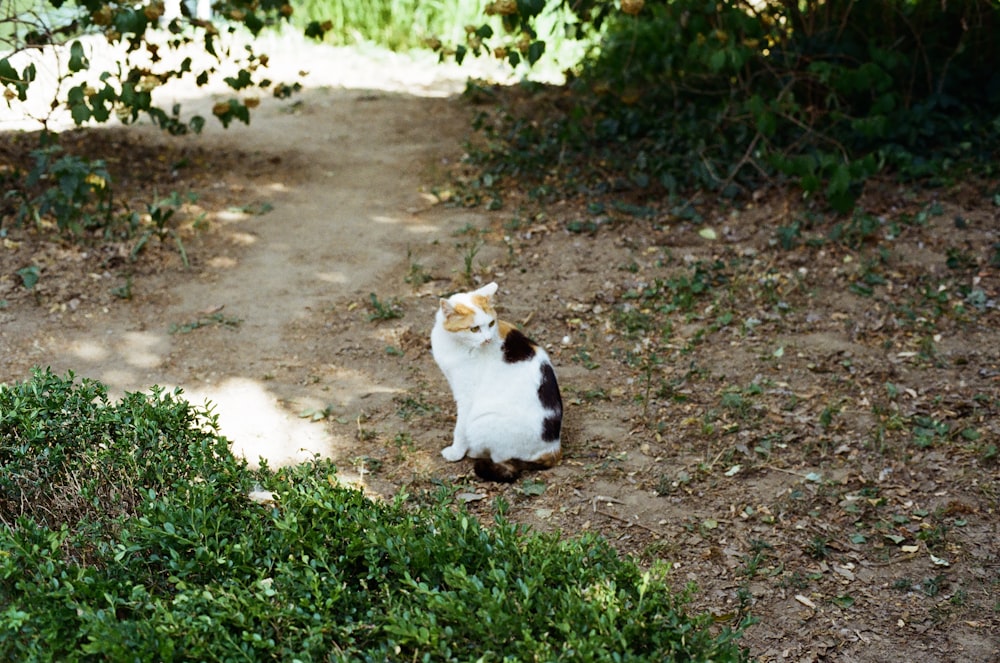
1, 369, 748, 661
465, 0, 1000, 210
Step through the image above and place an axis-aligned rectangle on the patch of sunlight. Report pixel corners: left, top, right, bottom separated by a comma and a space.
315, 271, 349, 284
371, 214, 439, 234
184, 377, 347, 470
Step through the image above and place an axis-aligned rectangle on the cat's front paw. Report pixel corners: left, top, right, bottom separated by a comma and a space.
441, 444, 466, 462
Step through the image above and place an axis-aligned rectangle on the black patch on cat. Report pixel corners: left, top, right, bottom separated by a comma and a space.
474, 458, 521, 483
474, 457, 555, 483
541, 414, 562, 443
537, 363, 563, 443
502, 328, 535, 363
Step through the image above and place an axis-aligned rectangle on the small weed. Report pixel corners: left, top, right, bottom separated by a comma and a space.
393, 432, 416, 459
226, 201, 273, 216
405, 248, 433, 287
741, 540, 773, 578
299, 405, 335, 422
169, 312, 242, 334
829, 210, 882, 249
353, 455, 382, 474
367, 293, 404, 321
16, 265, 40, 290
580, 388, 609, 402
780, 571, 810, 590
131, 191, 196, 269
916, 522, 948, 551
573, 348, 600, 370
395, 395, 438, 421
819, 403, 840, 430
458, 237, 485, 283
921, 575, 945, 597
110, 275, 133, 300
355, 413, 377, 442
807, 536, 830, 559
911, 415, 949, 449
775, 221, 801, 250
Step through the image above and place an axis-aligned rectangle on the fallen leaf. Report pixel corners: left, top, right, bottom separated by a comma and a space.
930, 554, 950, 567
456, 492, 486, 503
795, 594, 817, 610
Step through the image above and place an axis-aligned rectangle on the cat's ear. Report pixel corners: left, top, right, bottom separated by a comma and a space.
439, 298, 456, 316
475, 282, 499, 299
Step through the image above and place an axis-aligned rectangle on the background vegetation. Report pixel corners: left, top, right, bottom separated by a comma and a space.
3, 0, 996, 234
0, 369, 748, 660
449, 0, 1000, 211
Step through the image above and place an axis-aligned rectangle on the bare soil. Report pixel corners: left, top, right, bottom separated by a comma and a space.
1, 44, 998, 662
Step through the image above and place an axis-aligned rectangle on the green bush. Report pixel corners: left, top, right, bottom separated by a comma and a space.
463, 0, 1000, 210
0, 369, 748, 661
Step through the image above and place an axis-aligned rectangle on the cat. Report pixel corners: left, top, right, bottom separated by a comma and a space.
431, 281, 562, 482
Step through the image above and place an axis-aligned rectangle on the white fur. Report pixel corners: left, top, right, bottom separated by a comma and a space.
431, 282, 560, 464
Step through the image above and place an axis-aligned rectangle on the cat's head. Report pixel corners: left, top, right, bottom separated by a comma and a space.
437, 282, 500, 348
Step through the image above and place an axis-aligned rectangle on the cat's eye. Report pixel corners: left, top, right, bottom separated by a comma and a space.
488, 320, 496, 328
470, 325, 480, 333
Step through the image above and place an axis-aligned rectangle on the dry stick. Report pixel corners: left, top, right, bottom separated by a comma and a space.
764, 464, 814, 478
595, 509, 665, 537
717, 130, 766, 195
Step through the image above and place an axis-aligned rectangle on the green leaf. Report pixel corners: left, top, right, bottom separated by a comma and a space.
68, 40, 88, 72
527, 40, 545, 66
520, 480, 546, 496
224, 69, 253, 91
960, 427, 980, 441
708, 49, 726, 72
17, 265, 40, 289
832, 595, 854, 608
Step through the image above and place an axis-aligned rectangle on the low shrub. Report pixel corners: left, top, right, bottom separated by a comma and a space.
1, 368, 748, 661
462, 0, 1000, 211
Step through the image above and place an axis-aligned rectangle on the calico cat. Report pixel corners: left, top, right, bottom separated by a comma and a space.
431, 282, 562, 482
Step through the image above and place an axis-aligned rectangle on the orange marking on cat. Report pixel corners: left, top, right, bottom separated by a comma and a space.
442, 302, 475, 332
471, 294, 495, 314
530, 449, 561, 468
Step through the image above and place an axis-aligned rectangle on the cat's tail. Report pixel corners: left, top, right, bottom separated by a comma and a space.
473, 450, 561, 483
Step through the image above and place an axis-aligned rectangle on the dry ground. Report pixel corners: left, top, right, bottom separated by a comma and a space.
1, 44, 998, 662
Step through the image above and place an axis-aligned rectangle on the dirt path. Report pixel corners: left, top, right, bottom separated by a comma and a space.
3, 76, 494, 475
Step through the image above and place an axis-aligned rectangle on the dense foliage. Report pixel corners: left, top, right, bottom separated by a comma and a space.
0, 369, 748, 661
0, 0, 323, 133
458, 0, 1000, 210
